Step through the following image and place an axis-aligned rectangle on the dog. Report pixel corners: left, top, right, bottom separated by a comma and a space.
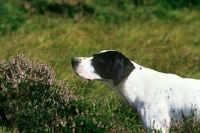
71, 50, 200, 132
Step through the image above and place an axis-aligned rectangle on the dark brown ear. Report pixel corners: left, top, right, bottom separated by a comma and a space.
91, 51, 135, 85
112, 56, 135, 86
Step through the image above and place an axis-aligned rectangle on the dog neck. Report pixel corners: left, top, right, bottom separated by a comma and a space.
101, 62, 151, 108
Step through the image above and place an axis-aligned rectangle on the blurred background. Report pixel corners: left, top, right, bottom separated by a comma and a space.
0, 0, 200, 132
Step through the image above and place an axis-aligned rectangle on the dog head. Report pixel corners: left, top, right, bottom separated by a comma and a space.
71, 50, 135, 86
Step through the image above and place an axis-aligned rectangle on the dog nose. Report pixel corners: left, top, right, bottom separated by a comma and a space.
71, 58, 79, 68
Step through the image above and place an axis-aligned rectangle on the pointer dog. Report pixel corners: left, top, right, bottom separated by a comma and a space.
71, 50, 200, 132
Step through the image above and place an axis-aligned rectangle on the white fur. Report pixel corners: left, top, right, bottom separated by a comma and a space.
72, 51, 200, 133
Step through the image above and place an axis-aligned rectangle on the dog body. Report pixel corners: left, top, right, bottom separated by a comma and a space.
71, 50, 200, 132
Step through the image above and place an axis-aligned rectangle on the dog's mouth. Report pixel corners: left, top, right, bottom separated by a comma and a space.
73, 71, 92, 82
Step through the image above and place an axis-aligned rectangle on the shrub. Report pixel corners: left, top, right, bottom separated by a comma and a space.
0, 54, 78, 132
22, 0, 95, 17
170, 109, 200, 132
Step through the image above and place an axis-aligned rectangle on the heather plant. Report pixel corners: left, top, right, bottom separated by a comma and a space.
0, 54, 79, 132
146, 108, 200, 133
170, 109, 200, 132
20, 0, 95, 17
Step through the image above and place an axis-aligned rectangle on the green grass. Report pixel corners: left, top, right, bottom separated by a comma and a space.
0, 0, 200, 132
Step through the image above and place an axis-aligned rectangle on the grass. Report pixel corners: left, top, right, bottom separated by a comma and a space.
0, 0, 200, 132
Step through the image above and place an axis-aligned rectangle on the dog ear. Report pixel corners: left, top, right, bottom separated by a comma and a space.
112, 56, 135, 86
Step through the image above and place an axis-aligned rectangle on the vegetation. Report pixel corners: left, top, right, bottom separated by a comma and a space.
0, 54, 79, 132
0, 0, 200, 132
